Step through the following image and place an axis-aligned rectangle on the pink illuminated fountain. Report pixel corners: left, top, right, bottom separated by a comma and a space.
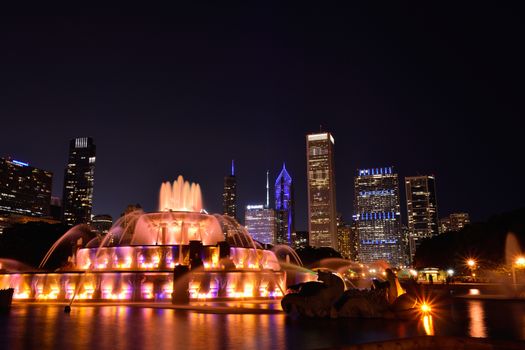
158, 175, 203, 213
0, 176, 302, 303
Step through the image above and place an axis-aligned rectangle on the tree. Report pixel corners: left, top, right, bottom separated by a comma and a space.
414, 208, 525, 271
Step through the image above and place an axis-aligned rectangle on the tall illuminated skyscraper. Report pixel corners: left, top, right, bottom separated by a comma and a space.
405, 175, 439, 260
306, 132, 337, 248
222, 160, 237, 219
62, 137, 96, 226
275, 163, 294, 245
354, 167, 405, 266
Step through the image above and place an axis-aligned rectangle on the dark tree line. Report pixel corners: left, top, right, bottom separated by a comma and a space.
296, 246, 342, 266
414, 208, 525, 270
0, 222, 72, 270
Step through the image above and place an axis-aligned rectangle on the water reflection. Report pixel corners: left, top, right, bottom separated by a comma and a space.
1, 300, 525, 349
468, 301, 487, 338
422, 315, 434, 336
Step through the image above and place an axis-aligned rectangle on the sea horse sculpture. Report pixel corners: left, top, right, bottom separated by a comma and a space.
281, 270, 345, 317
282, 269, 418, 319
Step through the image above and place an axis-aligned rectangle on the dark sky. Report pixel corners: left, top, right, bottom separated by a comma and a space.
1, 4, 523, 230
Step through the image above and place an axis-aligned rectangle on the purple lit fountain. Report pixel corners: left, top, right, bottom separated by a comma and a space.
0, 176, 301, 302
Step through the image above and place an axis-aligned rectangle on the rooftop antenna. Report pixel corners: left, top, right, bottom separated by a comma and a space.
319, 124, 323, 132
266, 170, 270, 208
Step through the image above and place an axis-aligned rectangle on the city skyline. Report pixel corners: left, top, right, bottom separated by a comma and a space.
0, 132, 516, 233
1, 7, 523, 232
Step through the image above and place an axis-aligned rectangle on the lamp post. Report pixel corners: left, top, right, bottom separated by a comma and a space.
466, 259, 477, 281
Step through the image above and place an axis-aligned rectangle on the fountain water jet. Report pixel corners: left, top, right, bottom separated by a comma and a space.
505, 232, 524, 296
0, 259, 35, 273
159, 176, 202, 212
505, 232, 522, 267
271, 245, 303, 267
39, 225, 97, 270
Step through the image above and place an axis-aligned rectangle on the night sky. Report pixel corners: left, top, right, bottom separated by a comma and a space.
1, 5, 523, 230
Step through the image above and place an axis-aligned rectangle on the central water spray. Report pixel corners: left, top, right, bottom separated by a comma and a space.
159, 175, 203, 212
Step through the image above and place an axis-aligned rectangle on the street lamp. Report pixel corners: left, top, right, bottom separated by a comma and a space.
466, 258, 477, 281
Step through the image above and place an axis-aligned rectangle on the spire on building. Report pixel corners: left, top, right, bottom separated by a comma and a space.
266, 170, 269, 208
222, 161, 237, 219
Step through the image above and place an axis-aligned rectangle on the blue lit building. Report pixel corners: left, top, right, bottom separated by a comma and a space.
274, 163, 294, 245
354, 167, 407, 267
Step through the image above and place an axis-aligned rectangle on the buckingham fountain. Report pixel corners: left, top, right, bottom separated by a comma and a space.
0, 176, 304, 303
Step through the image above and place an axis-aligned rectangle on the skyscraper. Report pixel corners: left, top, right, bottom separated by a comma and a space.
306, 132, 337, 249
222, 160, 237, 219
62, 137, 96, 226
439, 212, 470, 233
337, 214, 351, 259
292, 231, 309, 249
349, 220, 359, 261
0, 157, 52, 217
354, 167, 405, 267
275, 163, 294, 245
91, 214, 113, 234
405, 175, 439, 260
244, 204, 277, 245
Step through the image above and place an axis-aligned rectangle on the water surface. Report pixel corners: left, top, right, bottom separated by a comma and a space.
1, 299, 524, 349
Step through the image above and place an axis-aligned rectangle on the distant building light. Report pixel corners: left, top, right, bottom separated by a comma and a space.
307, 133, 329, 142
12, 160, 29, 167
246, 205, 264, 210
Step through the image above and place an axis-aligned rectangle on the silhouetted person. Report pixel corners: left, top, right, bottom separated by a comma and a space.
221, 257, 236, 270
428, 274, 433, 285
190, 253, 203, 270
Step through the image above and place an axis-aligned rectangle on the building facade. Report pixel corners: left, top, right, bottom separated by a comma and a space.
275, 163, 294, 245
292, 231, 309, 249
337, 214, 352, 259
349, 221, 359, 261
244, 205, 277, 245
405, 175, 439, 261
91, 214, 113, 234
354, 167, 406, 267
222, 160, 237, 219
306, 132, 337, 249
0, 157, 52, 218
62, 137, 96, 226
439, 213, 470, 233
